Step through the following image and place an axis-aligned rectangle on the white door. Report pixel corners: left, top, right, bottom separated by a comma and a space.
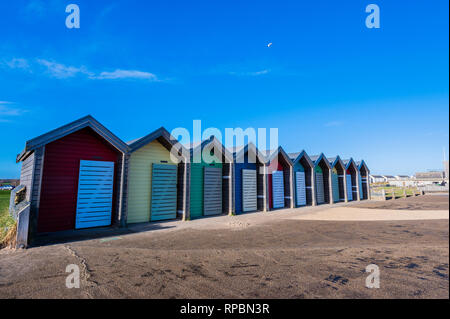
295, 171, 306, 206
272, 170, 285, 209
242, 169, 257, 212
315, 172, 325, 204
75, 160, 114, 229
346, 174, 353, 201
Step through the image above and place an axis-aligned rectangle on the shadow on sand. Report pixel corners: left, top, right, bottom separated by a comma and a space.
32, 220, 177, 247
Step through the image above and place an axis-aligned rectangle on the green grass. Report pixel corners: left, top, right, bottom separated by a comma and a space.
0, 190, 15, 242
372, 186, 416, 197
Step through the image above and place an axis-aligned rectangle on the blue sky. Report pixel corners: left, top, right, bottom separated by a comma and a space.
0, 0, 448, 177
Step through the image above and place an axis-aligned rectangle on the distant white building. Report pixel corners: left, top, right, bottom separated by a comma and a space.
395, 175, 412, 181
369, 175, 385, 183
382, 175, 397, 182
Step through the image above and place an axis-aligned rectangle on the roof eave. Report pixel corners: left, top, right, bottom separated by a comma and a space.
23, 115, 129, 154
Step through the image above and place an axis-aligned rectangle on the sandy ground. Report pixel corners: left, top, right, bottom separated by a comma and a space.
0, 195, 448, 299
353, 193, 449, 211
291, 207, 448, 221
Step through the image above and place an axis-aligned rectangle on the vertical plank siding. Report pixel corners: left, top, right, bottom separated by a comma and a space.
282, 167, 291, 208
331, 168, 340, 203
189, 151, 223, 219
37, 128, 121, 233
177, 162, 188, 219
234, 161, 257, 214
150, 164, 178, 221
126, 140, 176, 223
29, 147, 45, 240
256, 163, 265, 211
203, 166, 223, 215
222, 163, 231, 214
189, 163, 204, 219
75, 160, 115, 229
19, 152, 35, 202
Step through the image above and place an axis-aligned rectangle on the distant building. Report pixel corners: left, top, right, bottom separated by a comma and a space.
415, 171, 444, 180
395, 175, 411, 181
382, 175, 397, 182
369, 175, 385, 183
444, 161, 449, 179
0, 179, 19, 187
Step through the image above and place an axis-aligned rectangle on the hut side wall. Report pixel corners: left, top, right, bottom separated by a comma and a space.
28, 146, 45, 242
222, 162, 231, 214
19, 152, 35, 202
283, 166, 291, 208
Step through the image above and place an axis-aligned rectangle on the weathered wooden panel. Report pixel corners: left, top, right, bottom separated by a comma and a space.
358, 174, 364, 200
272, 170, 285, 209
315, 172, 325, 204
331, 170, 340, 203
242, 169, 257, 212
222, 163, 231, 214
295, 171, 306, 206
203, 166, 222, 215
19, 152, 35, 202
338, 175, 345, 200
235, 162, 257, 214
190, 163, 204, 219
189, 152, 222, 219
362, 177, 368, 200
257, 163, 265, 211
346, 174, 353, 201
150, 164, 177, 221
283, 167, 291, 208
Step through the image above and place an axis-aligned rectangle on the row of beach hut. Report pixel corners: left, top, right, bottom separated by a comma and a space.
12, 116, 370, 244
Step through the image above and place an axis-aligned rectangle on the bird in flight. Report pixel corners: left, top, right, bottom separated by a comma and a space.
267, 43, 273, 47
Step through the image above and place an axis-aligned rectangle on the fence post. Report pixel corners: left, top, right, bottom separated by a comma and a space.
382, 189, 386, 201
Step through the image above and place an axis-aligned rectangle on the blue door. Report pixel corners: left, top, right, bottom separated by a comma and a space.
235, 162, 257, 214
75, 160, 114, 229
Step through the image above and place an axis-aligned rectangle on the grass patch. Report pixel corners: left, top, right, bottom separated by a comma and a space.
372, 186, 417, 197
0, 190, 16, 245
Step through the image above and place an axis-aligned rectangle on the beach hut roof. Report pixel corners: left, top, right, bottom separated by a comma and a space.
288, 150, 314, 168
190, 136, 234, 163
264, 146, 293, 166
310, 153, 331, 169
127, 127, 189, 161
16, 115, 128, 162
232, 142, 267, 164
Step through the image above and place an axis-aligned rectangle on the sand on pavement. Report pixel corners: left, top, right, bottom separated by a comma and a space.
0, 195, 448, 299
